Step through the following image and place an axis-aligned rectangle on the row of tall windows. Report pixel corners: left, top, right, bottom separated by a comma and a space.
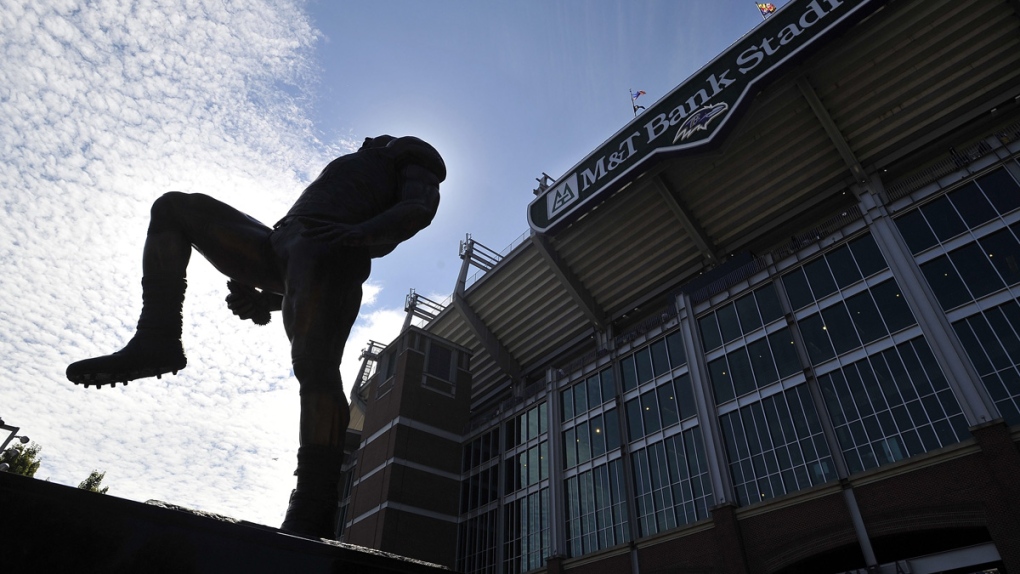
565, 460, 629, 556
818, 337, 968, 474
897, 163, 1020, 429
618, 329, 713, 544
630, 427, 711, 536
562, 367, 630, 557
719, 385, 836, 506
954, 300, 1020, 425
502, 403, 550, 574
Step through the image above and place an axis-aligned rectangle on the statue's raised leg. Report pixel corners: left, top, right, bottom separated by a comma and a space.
66, 273, 187, 387
67, 192, 279, 388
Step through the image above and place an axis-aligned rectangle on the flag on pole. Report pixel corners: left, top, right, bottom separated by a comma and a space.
756, 2, 777, 18
630, 89, 647, 117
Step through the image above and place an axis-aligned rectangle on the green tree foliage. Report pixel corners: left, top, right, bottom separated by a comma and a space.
1, 441, 41, 477
78, 469, 109, 494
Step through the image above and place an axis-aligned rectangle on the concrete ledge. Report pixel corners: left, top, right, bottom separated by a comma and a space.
0, 471, 453, 573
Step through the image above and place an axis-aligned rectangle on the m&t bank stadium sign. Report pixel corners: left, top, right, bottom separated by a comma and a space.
528, 0, 886, 234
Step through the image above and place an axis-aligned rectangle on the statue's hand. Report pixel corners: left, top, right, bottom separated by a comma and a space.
299, 218, 367, 246
226, 280, 272, 326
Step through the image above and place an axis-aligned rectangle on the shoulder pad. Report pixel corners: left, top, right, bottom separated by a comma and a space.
387, 136, 446, 183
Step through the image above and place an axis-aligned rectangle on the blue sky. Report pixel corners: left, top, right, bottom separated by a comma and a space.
0, 0, 785, 527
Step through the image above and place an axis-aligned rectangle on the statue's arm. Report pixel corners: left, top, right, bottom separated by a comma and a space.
226, 281, 283, 325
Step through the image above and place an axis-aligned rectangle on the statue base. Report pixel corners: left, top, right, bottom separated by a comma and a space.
0, 471, 454, 573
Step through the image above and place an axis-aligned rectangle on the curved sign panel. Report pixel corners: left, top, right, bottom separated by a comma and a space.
528, 0, 887, 234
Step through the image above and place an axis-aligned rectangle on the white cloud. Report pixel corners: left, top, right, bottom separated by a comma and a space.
0, 0, 364, 526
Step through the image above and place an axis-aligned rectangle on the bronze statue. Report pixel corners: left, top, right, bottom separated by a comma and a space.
66, 135, 445, 539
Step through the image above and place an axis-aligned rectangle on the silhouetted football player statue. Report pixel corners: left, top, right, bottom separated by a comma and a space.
66, 135, 445, 539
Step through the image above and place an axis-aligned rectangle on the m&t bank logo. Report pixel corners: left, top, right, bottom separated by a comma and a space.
547, 173, 579, 218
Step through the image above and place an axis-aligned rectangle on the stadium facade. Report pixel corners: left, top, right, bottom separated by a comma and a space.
336, 0, 1020, 572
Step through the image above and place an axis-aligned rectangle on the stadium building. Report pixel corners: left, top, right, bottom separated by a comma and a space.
335, 0, 1020, 572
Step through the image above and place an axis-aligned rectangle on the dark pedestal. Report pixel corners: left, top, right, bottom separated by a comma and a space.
0, 471, 454, 574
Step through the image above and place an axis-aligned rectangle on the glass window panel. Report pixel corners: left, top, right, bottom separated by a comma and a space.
674, 374, 696, 420
564, 428, 577, 468
620, 355, 637, 392
657, 381, 680, 428
821, 302, 862, 355
783, 267, 815, 310
576, 421, 591, 463
977, 168, 1020, 214
858, 360, 888, 411
590, 414, 606, 458
736, 293, 763, 333
917, 424, 940, 451
650, 339, 670, 376
980, 228, 1020, 286
827, 245, 862, 288
699, 314, 722, 351
769, 328, 802, 378
763, 398, 789, 449
747, 337, 780, 387
849, 234, 887, 277
717, 303, 742, 343
969, 314, 1012, 371
587, 375, 602, 408
635, 348, 654, 383
844, 364, 874, 418
872, 354, 902, 407
539, 403, 548, 435
562, 387, 574, 421
987, 309, 1020, 359
921, 196, 968, 242
804, 257, 838, 300
742, 409, 763, 456
1002, 301, 1020, 333
604, 408, 621, 452
574, 382, 588, 417
665, 331, 686, 367
601, 369, 616, 404
528, 446, 540, 485
800, 313, 836, 364
949, 182, 998, 228
911, 339, 949, 392
641, 390, 661, 435
870, 279, 915, 333
921, 256, 971, 310
954, 319, 993, 375
709, 356, 735, 404
896, 210, 938, 255
626, 398, 643, 441
755, 284, 784, 325
819, 375, 846, 426
729, 348, 757, 397
900, 344, 935, 397
830, 368, 860, 422
845, 290, 886, 344
949, 243, 1003, 299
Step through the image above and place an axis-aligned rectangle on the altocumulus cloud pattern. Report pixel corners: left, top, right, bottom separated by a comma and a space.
0, 0, 359, 525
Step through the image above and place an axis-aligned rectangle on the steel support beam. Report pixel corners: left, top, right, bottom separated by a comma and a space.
797, 76, 869, 184
453, 292, 524, 384
530, 232, 608, 331
652, 175, 718, 265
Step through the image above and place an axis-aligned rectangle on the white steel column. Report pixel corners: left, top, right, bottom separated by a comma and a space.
675, 292, 733, 506
856, 175, 998, 425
